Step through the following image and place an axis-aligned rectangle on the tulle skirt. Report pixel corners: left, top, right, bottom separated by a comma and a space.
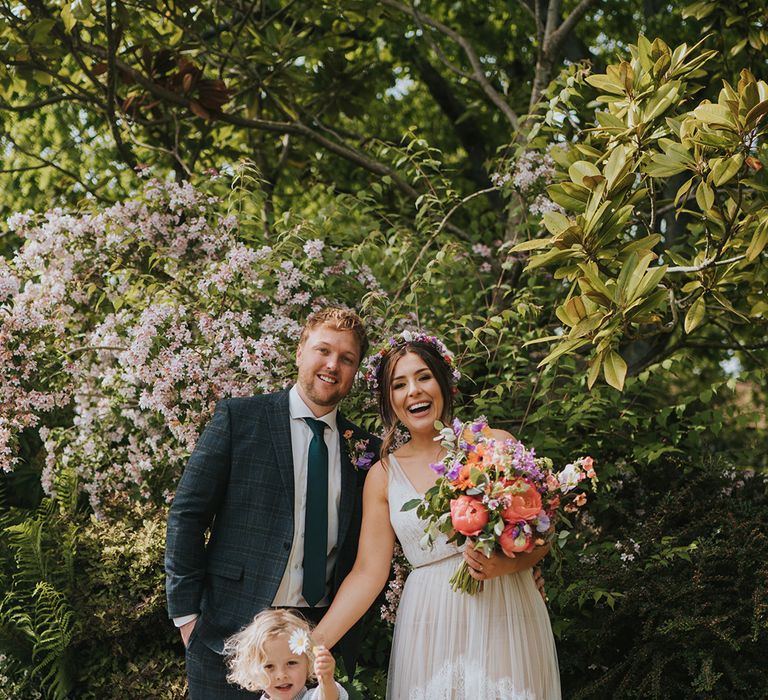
386, 554, 561, 700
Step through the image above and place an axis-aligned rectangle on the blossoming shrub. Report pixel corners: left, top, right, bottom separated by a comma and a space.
2, 177, 383, 516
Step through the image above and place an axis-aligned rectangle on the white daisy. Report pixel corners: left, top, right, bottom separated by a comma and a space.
288, 628, 310, 655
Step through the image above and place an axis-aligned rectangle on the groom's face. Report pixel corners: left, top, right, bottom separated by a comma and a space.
295, 324, 361, 416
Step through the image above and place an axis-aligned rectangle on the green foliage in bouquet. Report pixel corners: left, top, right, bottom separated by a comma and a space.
549, 455, 768, 699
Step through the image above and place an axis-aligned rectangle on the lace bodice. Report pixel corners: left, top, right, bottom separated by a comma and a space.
387, 454, 461, 568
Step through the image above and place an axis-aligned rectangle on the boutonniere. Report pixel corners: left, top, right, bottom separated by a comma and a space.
343, 429, 376, 471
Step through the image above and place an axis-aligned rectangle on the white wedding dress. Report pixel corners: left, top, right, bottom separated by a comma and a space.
386, 455, 561, 700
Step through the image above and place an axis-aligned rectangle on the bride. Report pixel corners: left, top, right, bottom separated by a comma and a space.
313, 332, 561, 699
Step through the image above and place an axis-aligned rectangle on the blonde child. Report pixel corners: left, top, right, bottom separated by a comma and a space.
223, 609, 347, 700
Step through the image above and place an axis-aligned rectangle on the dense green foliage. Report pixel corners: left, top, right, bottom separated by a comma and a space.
1, 0, 766, 698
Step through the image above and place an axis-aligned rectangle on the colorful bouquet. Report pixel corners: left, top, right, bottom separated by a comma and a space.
403, 416, 597, 594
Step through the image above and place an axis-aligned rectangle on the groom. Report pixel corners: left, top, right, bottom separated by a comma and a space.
165, 307, 380, 698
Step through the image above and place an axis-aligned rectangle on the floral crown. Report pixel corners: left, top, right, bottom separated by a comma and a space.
362, 330, 461, 392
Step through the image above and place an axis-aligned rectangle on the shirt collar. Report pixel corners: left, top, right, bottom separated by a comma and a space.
289, 385, 338, 431
264, 689, 307, 700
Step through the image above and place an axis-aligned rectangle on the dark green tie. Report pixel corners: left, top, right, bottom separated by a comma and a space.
303, 417, 329, 607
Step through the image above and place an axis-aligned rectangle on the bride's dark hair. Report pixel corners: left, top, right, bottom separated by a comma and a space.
377, 342, 454, 459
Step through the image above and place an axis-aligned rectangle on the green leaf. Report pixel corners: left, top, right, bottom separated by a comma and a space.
745, 220, 768, 262
61, 3, 76, 32
548, 182, 590, 210
71, 0, 92, 20
695, 180, 715, 211
537, 337, 591, 368
692, 102, 736, 129
684, 296, 706, 333
541, 211, 571, 236
568, 161, 602, 187
587, 357, 601, 389
509, 238, 552, 253
401, 498, 422, 512
603, 350, 627, 391
585, 74, 626, 96
710, 154, 744, 186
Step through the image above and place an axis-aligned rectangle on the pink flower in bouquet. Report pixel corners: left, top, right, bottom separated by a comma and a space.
500, 521, 535, 557
450, 495, 489, 536
582, 456, 596, 479
502, 478, 542, 523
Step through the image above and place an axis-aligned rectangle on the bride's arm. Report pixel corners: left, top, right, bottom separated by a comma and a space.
313, 462, 395, 649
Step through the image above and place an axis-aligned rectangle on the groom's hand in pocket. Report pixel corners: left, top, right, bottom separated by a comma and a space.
180, 619, 196, 647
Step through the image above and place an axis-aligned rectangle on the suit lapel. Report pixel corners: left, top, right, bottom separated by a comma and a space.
337, 414, 357, 545
267, 390, 295, 512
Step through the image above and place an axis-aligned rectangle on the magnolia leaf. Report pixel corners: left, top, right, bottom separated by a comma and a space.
604, 146, 629, 191
547, 183, 589, 211
61, 3, 76, 32
585, 74, 626, 95
692, 102, 736, 128
587, 357, 602, 389
745, 221, 768, 262
595, 111, 628, 130
710, 154, 744, 186
570, 313, 605, 338
569, 161, 602, 187
620, 234, 662, 255
603, 350, 627, 391
72, 0, 92, 19
616, 252, 642, 301
510, 237, 552, 253
674, 177, 695, 207
643, 81, 680, 121
745, 99, 768, 129
541, 211, 571, 236
633, 264, 668, 299
537, 337, 591, 368
684, 296, 706, 333
645, 154, 689, 177
695, 180, 715, 211
525, 248, 573, 271
624, 253, 656, 302
711, 291, 749, 321
565, 295, 588, 321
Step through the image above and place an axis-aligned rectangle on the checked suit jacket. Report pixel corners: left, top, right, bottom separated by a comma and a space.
164, 388, 380, 669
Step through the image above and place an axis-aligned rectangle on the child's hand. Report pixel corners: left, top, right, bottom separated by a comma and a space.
313, 646, 336, 682
313, 646, 338, 700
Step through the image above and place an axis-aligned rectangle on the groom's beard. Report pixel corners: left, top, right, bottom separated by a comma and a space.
296, 371, 352, 411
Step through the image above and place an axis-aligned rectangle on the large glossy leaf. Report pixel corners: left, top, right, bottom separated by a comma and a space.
603, 350, 628, 390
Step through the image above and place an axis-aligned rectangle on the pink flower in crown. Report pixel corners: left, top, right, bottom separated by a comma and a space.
362, 329, 461, 393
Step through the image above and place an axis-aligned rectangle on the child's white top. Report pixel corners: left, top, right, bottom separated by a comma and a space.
263, 682, 348, 700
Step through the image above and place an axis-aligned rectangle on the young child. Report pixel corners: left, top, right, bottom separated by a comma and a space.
223, 609, 348, 700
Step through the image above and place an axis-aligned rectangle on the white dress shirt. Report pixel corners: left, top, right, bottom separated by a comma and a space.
272, 385, 342, 607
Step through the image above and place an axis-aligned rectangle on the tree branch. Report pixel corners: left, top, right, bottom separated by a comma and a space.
80, 44, 420, 199
381, 0, 520, 130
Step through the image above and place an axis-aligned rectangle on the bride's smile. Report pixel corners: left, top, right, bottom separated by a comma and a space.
389, 352, 444, 434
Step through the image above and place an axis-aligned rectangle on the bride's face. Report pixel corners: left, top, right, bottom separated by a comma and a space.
389, 351, 444, 435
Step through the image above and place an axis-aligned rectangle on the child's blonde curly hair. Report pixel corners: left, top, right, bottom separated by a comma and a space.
223, 609, 317, 692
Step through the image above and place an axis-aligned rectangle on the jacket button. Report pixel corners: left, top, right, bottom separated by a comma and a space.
283, 541, 290, 551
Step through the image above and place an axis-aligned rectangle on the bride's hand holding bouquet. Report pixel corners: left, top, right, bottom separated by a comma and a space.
403, 416, 598, 594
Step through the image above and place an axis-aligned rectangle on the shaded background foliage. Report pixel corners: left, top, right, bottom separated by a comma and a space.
1, 0, 767, 698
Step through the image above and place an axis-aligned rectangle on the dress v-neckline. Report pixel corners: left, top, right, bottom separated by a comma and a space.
389, 453, 432, 498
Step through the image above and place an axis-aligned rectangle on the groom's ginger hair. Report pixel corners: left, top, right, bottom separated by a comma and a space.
299, 307, 369, 361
